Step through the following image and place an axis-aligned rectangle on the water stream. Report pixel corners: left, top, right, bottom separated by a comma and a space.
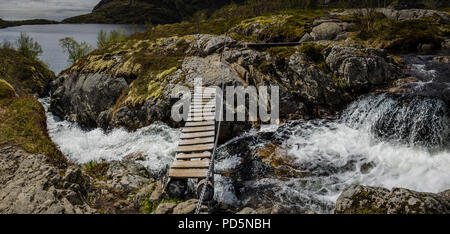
36, 49, 449, 213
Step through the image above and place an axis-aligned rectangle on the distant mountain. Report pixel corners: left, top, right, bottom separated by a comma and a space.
63, 0, 237, 25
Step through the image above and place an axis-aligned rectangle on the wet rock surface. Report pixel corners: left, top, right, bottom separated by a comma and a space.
334, 184, 450, 214
325, 46, 402, 92
50, 72, 128, 128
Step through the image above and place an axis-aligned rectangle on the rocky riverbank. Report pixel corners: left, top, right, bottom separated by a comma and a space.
1, 6, 449, 214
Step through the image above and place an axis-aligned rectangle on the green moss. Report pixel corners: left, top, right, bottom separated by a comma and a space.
0, 97, 67, 168
0, 48, 55, 97
0, 78, 16, 98
298, 43, 326, 63
267, 46, 297, 58
353, 15, 447, 52
229, 10, 327, 43
83, 161, 109, 180
0, 47, 64, 167
141, 197, 183, 214
333, 74, 347, 89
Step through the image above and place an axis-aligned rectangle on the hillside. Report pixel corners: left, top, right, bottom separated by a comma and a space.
0, 48, 66, 166
0, 18, 58, 29
62, 0, 237, 24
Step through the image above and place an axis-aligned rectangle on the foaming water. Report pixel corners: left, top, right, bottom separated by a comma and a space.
215, 95, 450, 213
39, 98, 180, 176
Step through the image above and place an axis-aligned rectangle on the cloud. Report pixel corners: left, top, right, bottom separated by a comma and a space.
0, 0, 100, 21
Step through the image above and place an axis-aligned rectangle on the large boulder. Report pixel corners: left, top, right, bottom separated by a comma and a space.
50, 72, 128, 128
310, 22, 353, 41
334, 184, 450, 214
105, 160, 153, 193
325, 46, 401, 92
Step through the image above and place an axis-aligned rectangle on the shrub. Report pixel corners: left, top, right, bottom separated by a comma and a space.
15, 32, 42, 60
1, 40, 14, 50
59, 37, 93, 65
97, 29, 127, 50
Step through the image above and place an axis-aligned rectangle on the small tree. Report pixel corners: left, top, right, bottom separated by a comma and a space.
97, 29, 108, 50
15, 32, 42, 59
59, 37, 93, 65
355, 0, 379, 38
190, 10, 207, 34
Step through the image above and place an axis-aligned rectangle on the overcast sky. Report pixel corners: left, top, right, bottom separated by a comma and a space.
0, 0, 100, 21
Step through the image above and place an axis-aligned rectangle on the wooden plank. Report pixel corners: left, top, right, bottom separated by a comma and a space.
192, 99, 215, 102
190, 111, 215, 115
191, 103, 215, 106
192, 99, 214, 102
192, 105, 216, 108
192, 97, 215, 100
179, 137, 215, 146
191, 102, 216, 105
195, 88, 216, 91
193, 93, 215, 96
176, 152, 211, 159
185, 121, 215, 127
176, 143, 214, 152
180, 131, 215, 139
182, 126, 215, 133
187, 116, 215, 121
190, 107, 215, 111
190, 109, 216, 114
188, 112, 216, 118
194, 90, 216, 93
169, 168, 208, 178
171, 159, 210, 168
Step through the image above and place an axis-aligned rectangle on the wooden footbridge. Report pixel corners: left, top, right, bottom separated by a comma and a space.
164, 37, 295, 213
166, 87, 218, 203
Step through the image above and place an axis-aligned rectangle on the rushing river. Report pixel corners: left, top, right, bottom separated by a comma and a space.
40, 97, 180, 176
213, 52, 450, 213
14, 24, 445, 213
0, 24, 142, 74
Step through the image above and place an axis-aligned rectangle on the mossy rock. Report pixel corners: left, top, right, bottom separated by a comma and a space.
0, 78, 16, 98
0, 48, 55, 97
0, 96, 67, 168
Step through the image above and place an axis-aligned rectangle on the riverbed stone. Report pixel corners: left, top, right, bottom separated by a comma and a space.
334, 184, 450, 214
153, 202, 177, 214
310, 22, 353, 41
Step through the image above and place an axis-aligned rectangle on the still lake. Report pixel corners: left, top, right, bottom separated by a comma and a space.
0, 24, 143, 74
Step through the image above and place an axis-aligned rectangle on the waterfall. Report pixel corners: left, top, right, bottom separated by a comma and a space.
215, 95, 450, 213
